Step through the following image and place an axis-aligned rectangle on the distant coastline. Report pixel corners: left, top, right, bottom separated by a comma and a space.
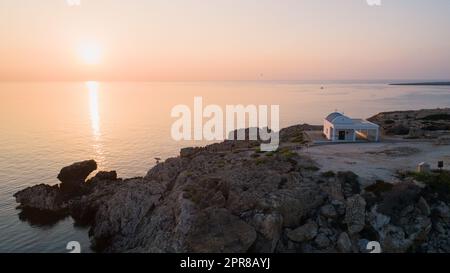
390, 82, 450, 86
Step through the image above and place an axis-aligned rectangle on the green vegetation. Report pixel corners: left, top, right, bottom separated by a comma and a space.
280, 149, 296, 159
252, 146, 298, 161
408, 170, 450, 201
255, 157, 267, 165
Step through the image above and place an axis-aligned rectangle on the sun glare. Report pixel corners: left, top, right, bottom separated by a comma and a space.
79, 44, 102, 65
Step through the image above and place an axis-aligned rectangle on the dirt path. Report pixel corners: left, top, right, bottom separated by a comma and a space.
300, 141, 450, 185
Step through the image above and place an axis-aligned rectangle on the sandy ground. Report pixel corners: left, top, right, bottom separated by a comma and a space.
300, 141, 450, 186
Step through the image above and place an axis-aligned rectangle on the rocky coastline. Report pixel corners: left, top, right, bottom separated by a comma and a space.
14, 110, 450, 253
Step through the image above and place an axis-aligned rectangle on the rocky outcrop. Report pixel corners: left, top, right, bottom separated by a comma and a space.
286, 220, 318, 243
14, 160, 104, 217
368, 108, 450, 138
57, 160, 97, 194
14, 184, 61, 212
14, 129, 450, 253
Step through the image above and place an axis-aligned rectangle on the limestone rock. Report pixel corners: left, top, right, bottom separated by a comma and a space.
14, 184, 61, 212
57, 160, 97, 193
320, 204, 337, 219
286, 220, 318, 243
337, 232, 352, 253
434, 202, 450, 219
417, 197, 431, 216
314, 233, 331, 249
252, 212, 283, 252
345, 195, 366, 234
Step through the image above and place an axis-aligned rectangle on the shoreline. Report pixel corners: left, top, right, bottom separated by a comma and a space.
12, 108, 450, 253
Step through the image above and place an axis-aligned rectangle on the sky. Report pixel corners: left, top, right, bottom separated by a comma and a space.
0, 0, 449, 81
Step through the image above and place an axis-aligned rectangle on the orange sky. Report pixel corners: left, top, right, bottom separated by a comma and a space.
0, 0, 449, 81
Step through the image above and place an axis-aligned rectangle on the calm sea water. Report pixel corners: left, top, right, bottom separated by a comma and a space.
1, 81, 449, 253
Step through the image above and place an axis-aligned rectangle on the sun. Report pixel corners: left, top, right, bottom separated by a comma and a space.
79, 44, 102, 65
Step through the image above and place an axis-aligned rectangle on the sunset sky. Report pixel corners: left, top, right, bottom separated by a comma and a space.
0, 0, 449, 81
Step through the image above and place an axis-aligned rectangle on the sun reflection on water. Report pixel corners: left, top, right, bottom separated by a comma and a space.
86, 81, 106, 167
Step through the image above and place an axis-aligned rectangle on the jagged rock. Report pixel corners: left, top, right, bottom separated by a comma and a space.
417, 197, 431, 216
345, 195, 366, 234
377, 181, 421, 224
379, 225, 412, 253
57, 160, 97, 193
368, 108, 450, 138
14, 184, 61, 212
358, 239, 370, 253
331, 200, 346, 216
426, 218, 450, 253
320, 204, 337, 219
180, 147, 203, 158
325, 179, 345, 201
403, 215, 432, 242
337, 232, 352, 253
369, 202, 431, 252
337, 171, 360, 198
368, 205, 391, 232
57, 160, 97, 183
183, 208, 257, 253
314, 233, 331, 249
286, 220, 318, 242
252, 212, 283, 252
12, 122, 450, 253
434, 202, 450, 219
92, 171, 117, 181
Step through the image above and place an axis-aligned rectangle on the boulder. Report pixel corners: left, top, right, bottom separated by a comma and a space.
337, 171, 360, 198
345, 195, 366, 234
379, 225, 412, 253
368, 206, 391, 232
314, 233, 331, 249
337, 232, 352, 253
286, 220, 318, 242
434, 202, 450, 219
93, 171, 117, 181
417, 197, 431, 216
320, 204, 337, 219
57, 160, 97, 193
252, 212, 284, 252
